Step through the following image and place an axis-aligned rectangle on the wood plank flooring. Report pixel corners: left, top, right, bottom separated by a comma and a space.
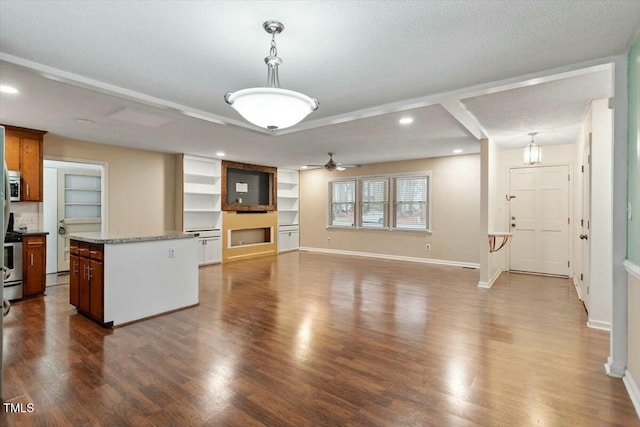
2, 251, 638, 426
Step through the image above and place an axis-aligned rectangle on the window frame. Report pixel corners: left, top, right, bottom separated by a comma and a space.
327, 171, 432, 233
328, 179, 357, 228
358, 176, 390, 229
391, 172, 432, 232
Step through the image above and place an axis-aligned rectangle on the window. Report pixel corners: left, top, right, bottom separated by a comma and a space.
328, 172, 431, 231
329, 180, 356, 226
393, 175, 430, 230
359, 177, 389, 228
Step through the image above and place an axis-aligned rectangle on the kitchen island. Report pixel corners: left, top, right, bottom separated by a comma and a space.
69, 232, 199, 327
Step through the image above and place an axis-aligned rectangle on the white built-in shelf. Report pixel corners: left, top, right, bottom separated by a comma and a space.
276, 169, 300, 250
183, 155, 222, 232
65, 187, 101, 192
65, 202, 101, 206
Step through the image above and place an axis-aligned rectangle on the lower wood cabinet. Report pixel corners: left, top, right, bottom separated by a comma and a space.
69, 240, 104, 323
23, 234, 46, 297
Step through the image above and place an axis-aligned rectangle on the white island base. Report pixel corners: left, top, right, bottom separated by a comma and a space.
69, 232, 199, 327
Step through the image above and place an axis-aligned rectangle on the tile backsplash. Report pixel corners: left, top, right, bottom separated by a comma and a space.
10, 202, 43, 231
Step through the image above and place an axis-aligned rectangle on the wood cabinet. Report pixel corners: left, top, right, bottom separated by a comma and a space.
69, 240, 104, 323
23, 235, 47, 297
4, 125, 46, 202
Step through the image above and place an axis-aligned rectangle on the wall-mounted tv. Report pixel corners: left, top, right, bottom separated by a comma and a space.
221, 160, 277, 211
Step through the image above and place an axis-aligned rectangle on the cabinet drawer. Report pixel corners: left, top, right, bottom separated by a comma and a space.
24, 235, 45, 246
89, 244, 104, 261
77, 242, 90, 257
70, 241, 79, 255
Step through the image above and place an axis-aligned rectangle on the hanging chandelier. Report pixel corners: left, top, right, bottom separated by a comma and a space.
523, 132, 542, 165
224, 20, 319, 131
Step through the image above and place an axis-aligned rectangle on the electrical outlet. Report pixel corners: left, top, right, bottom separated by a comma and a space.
327, 237, 331, 243
425, 243, 431, 251
169, 248, 175, 258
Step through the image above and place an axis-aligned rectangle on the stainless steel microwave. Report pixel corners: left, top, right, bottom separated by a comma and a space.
8, 171, 20, 202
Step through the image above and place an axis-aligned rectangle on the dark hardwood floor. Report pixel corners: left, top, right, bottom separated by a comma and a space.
2, 252, 638, 426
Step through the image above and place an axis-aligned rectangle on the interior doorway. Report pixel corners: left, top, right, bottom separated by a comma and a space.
43, 160, 104, 274
508, 165, 570, 276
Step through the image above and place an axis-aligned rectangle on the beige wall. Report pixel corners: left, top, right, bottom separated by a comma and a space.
300, 154, 480, 264
44, 134, 177, 234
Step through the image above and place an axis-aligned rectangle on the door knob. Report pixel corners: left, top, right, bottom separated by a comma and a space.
579, 234, 588, 240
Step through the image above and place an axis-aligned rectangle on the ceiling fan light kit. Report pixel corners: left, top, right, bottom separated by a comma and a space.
225, 20, 319, 131
524, 131, 542, 165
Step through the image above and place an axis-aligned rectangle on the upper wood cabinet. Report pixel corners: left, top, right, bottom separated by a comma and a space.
4, 125, 46, 202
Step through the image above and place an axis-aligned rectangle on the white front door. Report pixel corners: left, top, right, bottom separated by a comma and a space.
57, 168, 102, 271
509, 165, 570, 276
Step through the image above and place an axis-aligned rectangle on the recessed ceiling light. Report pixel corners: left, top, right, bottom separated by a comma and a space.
453, 149, 463, 154
301, 165, 308, 169
0, 85, 18, 94
215, 151, 226, 157
399, 117, 413, 125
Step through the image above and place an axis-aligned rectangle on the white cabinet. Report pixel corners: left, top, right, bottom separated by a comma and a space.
183, 155, 221, 232
196, 230, 221, 265
277, 169, 299, 227
278, 226, 299, 253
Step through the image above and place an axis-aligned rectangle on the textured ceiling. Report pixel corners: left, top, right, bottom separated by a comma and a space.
0, 1, 638, 168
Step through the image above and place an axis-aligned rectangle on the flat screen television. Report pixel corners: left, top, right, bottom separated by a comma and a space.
221, 160, 276, 211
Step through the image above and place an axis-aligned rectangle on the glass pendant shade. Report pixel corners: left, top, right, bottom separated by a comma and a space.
225, 20, 318, 131
524, 132, 542, 165
226, 87, 318, 130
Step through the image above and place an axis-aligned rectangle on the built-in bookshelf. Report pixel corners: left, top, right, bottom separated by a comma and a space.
182, 155, 222, 265
277, 169, 299, 226
183, 155, 221, 232
277, 169, 300, 252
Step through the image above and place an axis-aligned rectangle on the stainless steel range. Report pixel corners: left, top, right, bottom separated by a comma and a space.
4, 227, 23, 301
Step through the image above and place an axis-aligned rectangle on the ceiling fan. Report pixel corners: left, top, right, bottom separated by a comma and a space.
304, 153, 361, 172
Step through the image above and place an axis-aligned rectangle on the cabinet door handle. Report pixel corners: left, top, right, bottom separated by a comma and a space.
30, 254, 34, 266
73, 262, 78, 274
88, 266, 92, 280
26, 184, 29, 196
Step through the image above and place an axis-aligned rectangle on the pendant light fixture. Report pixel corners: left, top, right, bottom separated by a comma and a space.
523, 132, 542, 165
224, 20, 319, 131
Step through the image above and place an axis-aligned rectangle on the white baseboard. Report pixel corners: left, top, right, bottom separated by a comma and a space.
478, 268, 504, 289
623, 369, 640, 420
298, 247, 479, 269
573, 276, 584, 301
587, 319, 611, 331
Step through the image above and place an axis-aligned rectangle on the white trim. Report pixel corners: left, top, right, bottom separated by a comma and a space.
573, 275, 584, 301
478, 268, 504, 289
623, 369, 640, 420
299, 246, 479, 269
624, 260, 640, 280
587, 320, 611, 331
44, 154, 109, 234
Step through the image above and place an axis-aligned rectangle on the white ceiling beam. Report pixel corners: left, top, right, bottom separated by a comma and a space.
440, 100, 487, 140
276, 56, 615, 136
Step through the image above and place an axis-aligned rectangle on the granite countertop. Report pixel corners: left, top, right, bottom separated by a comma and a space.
17, 230, 50, 236
69, 231, 197, 244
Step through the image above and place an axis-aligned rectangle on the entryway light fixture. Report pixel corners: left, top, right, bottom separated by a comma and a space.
524, 132, 542, 165
224, 20, 319, 131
